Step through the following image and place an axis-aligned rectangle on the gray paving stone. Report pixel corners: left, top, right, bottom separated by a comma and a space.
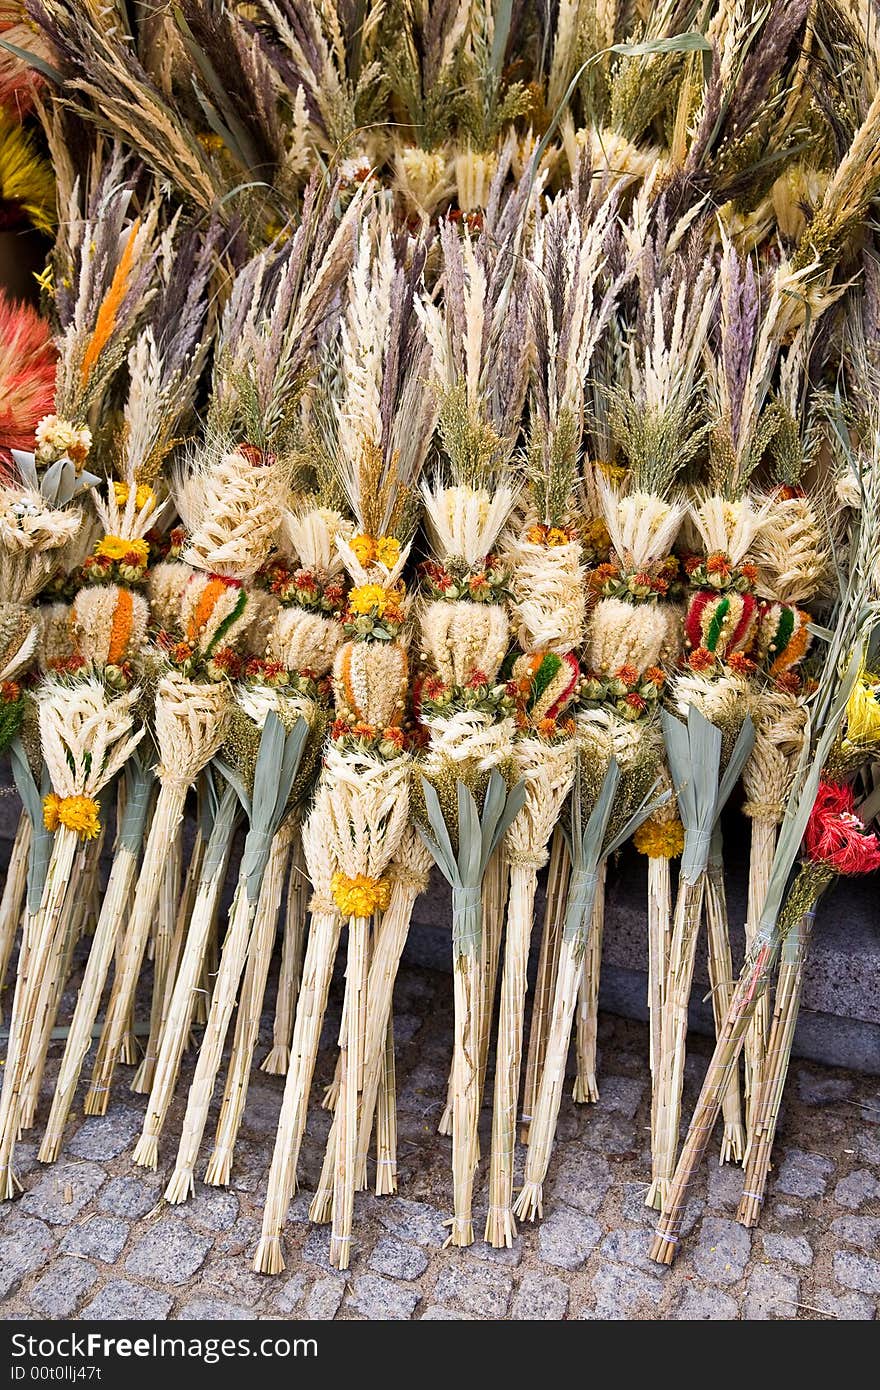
273, 1272, 308, 1314
432, 1263, 513, 1318
550, 1148, 613, 1216
708, 1163, 745, 1211
813, 1289, 876, 1320
302, 1223, 350, 1274
797, 1073, 854, 1106
586, 1262, 663, 1319
743, 1266, 800, 1319
214, 1215, 261, 1257
421, 1305, 473, 1319
773, 1202, 802, 1221
67, 1111, 142, 1160
81, 1279, 173, 1320
195, 1260, 268, 1308
178, 1298, 252, 1320
597, 1075, 644, 1118
0, 1215, 55, 1299
833, 1249, 880, 1294
511, 1271, 569, 1320
466, 1229, 523, 1267
692, 1218, 751, 1286
98, 1175, 161, 1220
124, 1215, 213, 1285
857, 1130, 880, 1165
368, 1235, 428, 1281
672, 1286, 738, 1320
830, 1214, 880, 1254
348, 1274, 420, 1320
834, 1170, 880, 1209
61, 1216, 129, 1263
304, 1277, 344, 1320
185, 1187, 239, 1232
376, 1198, 447, 1247
620, 1183, 702, 1236
600, 1226, 659, 1275
580, 1111, 637, 1155
759, 1232, 813, 1267
19, 1161, 106, 1223
537, 1204, 601, 1270
775, 1149, 835, 1199
28, 1256, 98, 1317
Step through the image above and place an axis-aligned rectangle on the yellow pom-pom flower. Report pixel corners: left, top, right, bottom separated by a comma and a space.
845, 671, 880, 745
348, 583, 389, 617
43, 793, 102, 840
94, 535, 149, 565
375, 535, 401, 567
42, 792, 61, 832
331, 871, 391, 917
633, 818, 685, 859
113, 481, 156, 514
350, 534, 377, 565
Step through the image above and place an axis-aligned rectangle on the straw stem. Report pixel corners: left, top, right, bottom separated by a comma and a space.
85, 780, 188, 1115
572, 860, 607, 1104
253, 907, 342, 1274
485, 864, 537, 1247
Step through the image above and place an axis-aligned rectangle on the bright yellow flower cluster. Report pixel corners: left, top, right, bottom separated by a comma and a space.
845, 671, 880, 745
633, 817, 685, 859
94, 535, 150, 564
331, 871, 391, 918
348, 583, 391, 616
350, 534, 401, 568
113, 481, 156, 514
43, 793, 102, 840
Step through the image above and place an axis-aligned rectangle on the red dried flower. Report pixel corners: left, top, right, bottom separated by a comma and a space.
727, 652, 757, 677
624, 692, 647, 713
0, 681, 21, 702
467, 669, 489, 688
804, 782, 880, 875
643, 666, 666, 687
614, 664, 639, 687
706, 553, 731, 575
688, 647, 716, 672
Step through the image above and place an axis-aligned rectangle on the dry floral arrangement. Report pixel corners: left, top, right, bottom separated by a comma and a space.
0, 0, 879, 1293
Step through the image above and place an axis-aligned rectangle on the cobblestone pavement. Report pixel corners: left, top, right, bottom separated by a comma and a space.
1, 962, 878, 1321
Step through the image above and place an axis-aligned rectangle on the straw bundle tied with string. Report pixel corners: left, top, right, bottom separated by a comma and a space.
0, 677, 142, 1194
300, 209, 435, 1267
201, 676, 328, 1186
647, 695, 754, 1209
307, 825, 433, 1213
651, 418, 880, 1261
129, 774, 241, 1169
515, 719, 668, 1221
416, 166, 539, 1152
84, 669, 230, 1115
254, 797, 342, 1275
164, 709, 309, 1201
417, 772, 524, 1246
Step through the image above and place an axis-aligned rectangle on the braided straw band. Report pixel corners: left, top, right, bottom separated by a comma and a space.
42, 793, 101, 840
331, 872, 391, 918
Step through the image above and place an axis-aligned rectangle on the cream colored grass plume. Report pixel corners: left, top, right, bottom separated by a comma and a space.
0, 677, 143, 1196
